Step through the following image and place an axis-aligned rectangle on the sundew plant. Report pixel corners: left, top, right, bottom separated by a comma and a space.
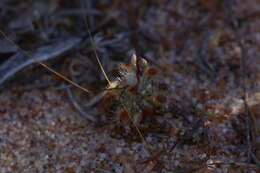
0, 0, 259, 172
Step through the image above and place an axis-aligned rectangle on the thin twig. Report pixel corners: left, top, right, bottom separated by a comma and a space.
0, 30, 92, 93
66, 87, 97, 123
223, 1, 258, 170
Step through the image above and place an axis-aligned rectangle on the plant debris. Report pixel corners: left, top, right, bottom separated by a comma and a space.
0, 0, 259, 172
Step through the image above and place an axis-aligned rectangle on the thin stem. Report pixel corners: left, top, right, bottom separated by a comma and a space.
0, 30, 91, 94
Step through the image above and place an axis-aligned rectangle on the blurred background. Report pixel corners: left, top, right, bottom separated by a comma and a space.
0, 0, 259, 90
0, 0, 259, 172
